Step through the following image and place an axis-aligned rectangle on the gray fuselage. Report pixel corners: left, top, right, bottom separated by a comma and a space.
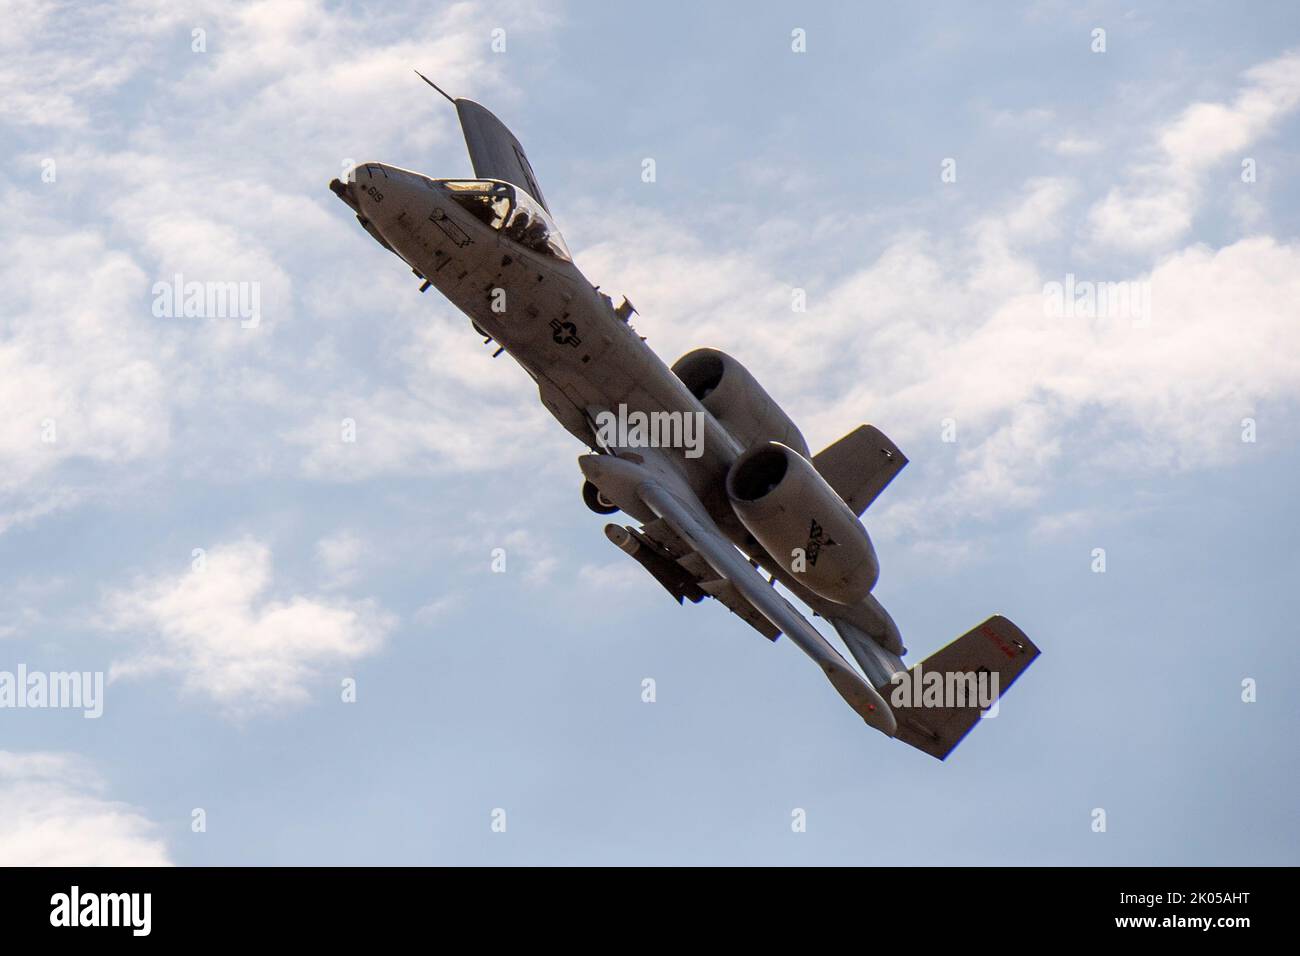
338, 163, 903, 655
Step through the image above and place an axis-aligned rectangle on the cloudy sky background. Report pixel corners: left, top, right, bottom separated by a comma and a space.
2, 0, 1298, 864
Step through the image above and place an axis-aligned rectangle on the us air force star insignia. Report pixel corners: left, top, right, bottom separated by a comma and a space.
549, 318, 581, 347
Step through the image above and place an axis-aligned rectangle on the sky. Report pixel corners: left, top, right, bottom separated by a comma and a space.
1, 0, 1298, 865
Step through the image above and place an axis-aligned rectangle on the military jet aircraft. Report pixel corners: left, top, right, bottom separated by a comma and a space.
329, 75, 1040, 758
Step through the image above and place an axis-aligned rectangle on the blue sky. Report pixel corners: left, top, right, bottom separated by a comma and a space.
2, 0, 1298, 864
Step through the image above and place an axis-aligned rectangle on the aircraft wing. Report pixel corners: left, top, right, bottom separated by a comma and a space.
631, 517, 781, 641
415, 72, 551, 212
455, 99, 550, 213
635, 480, 897, 735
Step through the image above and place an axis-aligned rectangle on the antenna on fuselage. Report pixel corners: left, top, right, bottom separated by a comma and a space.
414, 70, 455, 104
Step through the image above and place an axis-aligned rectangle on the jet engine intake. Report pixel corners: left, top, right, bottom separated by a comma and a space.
671, 349, 809, 457
726, 441, 879, 605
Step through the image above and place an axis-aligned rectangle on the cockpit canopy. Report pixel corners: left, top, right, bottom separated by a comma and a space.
440, 180, 571, 262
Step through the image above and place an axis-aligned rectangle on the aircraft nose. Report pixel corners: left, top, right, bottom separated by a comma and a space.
328, 175, 358, 210
350, 163, 378, 185
331, 163, 429, 225
330, 163, 385, 213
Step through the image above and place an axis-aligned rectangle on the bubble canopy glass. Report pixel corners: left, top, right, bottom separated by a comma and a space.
439, 179, 572, 261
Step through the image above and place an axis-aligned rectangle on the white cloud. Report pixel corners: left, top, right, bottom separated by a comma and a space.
413, 593, 460, 624
0, 751, 172, 865
453, 526, 560, 585
106, 539, 394, 716
987, 106, 1055, 128
4, 14, 1297, 556
285, 369, 555, 481
509, 529, 559, 586
0, 200, 171, 531
0, 0, 188, 129
576, 560, 647, 591
315, 530, 367, 587
0, 0, 568, 526
811, 227, 1300, 522
1030, 508, 1097, 538
1050, 136, 1102, 156
1087, 50, 1300, 251
569, 119, 1300, 539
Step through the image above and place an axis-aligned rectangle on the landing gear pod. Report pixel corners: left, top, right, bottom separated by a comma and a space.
582, 479, 619, 515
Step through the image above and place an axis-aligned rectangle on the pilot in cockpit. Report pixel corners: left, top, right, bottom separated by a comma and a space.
505, 210, 551, 254
521, 218, 549, 252
440, 180, 572, 262
505, 210, 531, 242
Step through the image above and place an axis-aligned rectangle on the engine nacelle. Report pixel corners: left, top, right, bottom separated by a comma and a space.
671, 348, 809, 457
726, 442, 879, 605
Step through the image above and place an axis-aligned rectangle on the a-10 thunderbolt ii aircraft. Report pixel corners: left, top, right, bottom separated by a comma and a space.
330, 76, 1040, 758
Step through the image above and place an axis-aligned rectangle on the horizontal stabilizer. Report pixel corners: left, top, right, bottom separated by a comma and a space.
882, 615, 1039, 760
812, 425, 907, 515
